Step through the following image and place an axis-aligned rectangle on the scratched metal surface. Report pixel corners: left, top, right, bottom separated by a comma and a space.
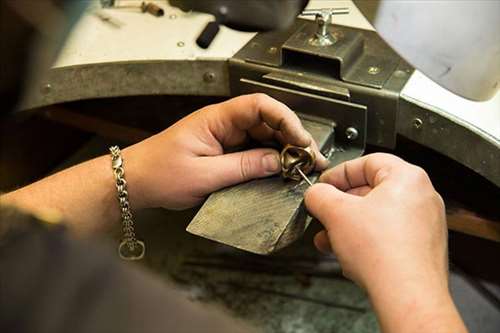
187, 119, 335, 255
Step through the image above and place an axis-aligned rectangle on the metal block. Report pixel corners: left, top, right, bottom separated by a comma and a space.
186, 119, 335, 255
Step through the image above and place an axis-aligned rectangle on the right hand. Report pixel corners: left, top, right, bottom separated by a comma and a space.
304, 153, 468, 333
304, 153, 448, 291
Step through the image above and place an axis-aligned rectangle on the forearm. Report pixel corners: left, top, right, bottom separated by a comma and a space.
0, 148, 146, 235
367, 270, 467, 333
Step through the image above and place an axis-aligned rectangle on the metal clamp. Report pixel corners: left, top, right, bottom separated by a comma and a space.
301, 7, 349, 46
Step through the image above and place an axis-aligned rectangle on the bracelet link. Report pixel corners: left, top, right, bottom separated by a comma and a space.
109, 145, 145, 260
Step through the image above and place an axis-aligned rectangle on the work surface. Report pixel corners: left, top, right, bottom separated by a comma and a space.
51, 0, 499, 140
56, 137, 500, 333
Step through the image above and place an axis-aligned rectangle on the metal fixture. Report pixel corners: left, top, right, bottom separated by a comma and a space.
413, 117, 423, 129
203, 71, 216, 83
99, 1, 164, 17
301, 8, 349, 46
40, 83, 52, 95
345, 127, 359, 140
367, 66, 381, 75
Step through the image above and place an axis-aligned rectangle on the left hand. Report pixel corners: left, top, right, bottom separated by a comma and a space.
124, 93, 328, 210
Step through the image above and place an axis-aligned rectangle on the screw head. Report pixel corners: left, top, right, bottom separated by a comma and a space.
169, 14, 177, 19
394, 69, 408, 78
177, 41, 185, 47
345, 127, 358, 140
367, 66, 381, 75
203, 72, 216, 83
267, 47, 278, 54
413, 118, 423, 129
40, 83, 52, 95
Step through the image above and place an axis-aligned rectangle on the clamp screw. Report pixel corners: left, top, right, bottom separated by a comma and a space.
367, 66, 381, 75
345, 127, 358, 140
40, 83, 52, 95
301, 7, 349, 47
413, 118, 423, 129
203, 72, 216, 83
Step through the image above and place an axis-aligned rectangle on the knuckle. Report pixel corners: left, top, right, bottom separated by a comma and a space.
368, 152, 404, 164
409, 165, 431, 184
239, 152, 253, 181
249, 93, 269, 109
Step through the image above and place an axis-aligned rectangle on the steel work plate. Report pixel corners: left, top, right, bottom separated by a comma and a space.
187, 119, 336, 255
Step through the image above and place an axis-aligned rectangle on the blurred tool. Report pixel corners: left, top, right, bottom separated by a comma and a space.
169, 0, 308, 48
93, 10, 124, 28
100, 0, 164, 17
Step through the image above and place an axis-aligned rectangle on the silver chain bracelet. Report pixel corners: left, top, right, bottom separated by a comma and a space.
109, 146, 145, 260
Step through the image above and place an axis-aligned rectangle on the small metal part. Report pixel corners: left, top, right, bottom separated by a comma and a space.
413, 117, 423, 129
141, 2, 164, 17
101, 1, 164, 17
177, 41, 185, 47
345, 127, 359, 140
301, 8, 349, 46
40, 83, 51, 95
203, 71, 216, 83
294, 165, 313, 186
367, 66, 381, 75
281, 145, 316, 181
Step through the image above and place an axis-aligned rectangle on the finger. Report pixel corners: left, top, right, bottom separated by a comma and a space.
202, 148, 281, 190
304, 183, 358, 231
248, 122, 277, 143
319, 153, 407, 191
309, 136, 329, 171
215, 94, 311, 147
313, 230, 333, 254
346, 185, 372, 196
248, 123, 328, 171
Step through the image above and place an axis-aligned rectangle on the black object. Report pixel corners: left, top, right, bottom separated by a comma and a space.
196, 21, 220, 49
169, 0, 308, 48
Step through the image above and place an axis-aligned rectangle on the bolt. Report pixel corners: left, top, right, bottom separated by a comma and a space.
394, 69, 407, 78
203, 72, 216, 83
367, 66, 381, 75
345, 127, 358, 140
413, 118, 423, 129
267, 47, 278, 54
177, 41, 185, 47
40, 83, 51, 95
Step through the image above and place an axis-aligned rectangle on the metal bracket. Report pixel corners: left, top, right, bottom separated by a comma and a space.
187, 78, 367, 255
187, 17, 413, 254
229, 18, 413, 148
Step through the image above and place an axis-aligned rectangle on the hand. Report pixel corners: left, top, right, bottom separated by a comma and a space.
304, 153, 467, 333
125, 93, 328, 210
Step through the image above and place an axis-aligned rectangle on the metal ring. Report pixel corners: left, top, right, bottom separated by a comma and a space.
118, 239, 145, 260
280, 144, 316, 181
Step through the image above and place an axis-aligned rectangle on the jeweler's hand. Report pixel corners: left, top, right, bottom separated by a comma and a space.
125, 94, 328, 210
304, 153, 467, 333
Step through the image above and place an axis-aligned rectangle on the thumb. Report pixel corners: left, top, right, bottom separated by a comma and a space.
304, 183, 356, 230
205, 148, 281, 190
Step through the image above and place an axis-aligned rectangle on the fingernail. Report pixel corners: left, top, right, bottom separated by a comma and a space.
263, 153, 280, 174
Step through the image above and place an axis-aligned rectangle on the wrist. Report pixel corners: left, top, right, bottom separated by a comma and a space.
120, 144, 151, 211
366, 267, 466, 333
